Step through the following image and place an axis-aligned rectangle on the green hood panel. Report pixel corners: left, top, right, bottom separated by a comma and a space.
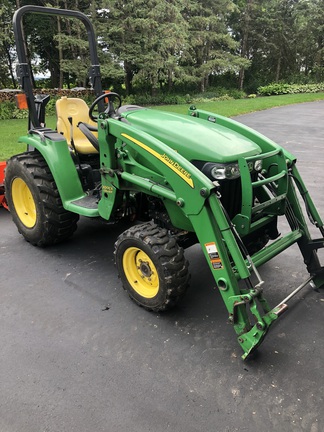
123, 109, 261, 163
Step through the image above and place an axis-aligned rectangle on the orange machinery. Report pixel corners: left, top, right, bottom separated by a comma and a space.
0, 161, 8, 209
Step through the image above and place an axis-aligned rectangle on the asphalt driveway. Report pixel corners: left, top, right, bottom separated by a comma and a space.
0, 100, 323, 432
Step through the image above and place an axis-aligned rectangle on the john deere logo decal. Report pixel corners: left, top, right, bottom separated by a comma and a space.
121, 133, 194, 188
160, 153, 192, 185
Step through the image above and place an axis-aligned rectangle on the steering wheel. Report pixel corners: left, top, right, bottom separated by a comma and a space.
89, 92, 122, 122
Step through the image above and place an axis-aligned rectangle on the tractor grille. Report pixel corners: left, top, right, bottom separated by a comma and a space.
219, 178, 242, 220
219, 172, 258, 220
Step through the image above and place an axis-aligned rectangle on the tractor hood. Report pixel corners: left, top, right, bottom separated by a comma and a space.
122, 108, 261, 163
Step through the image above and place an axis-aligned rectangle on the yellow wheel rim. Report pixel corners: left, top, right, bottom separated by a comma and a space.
123, 247, 159, 298
11, 177, 37, 228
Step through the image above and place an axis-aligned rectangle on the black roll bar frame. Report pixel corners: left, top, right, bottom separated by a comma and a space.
13, 5, 103, 128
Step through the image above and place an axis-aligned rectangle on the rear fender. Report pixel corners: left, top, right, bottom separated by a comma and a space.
17, 133, 85, 205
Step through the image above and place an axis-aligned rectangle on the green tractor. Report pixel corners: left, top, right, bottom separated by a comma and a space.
6, 5, 324, 359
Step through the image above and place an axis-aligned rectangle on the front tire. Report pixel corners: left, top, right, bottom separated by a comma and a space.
5, 151, 79, 246
114, 222, 190, 312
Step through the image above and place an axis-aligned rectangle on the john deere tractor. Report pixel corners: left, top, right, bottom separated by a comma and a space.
6, 5, 324, 359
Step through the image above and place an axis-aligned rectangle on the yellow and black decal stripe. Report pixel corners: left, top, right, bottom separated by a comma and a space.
121, 133, 194, 188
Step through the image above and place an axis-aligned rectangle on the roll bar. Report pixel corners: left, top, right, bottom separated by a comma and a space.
13, 5, 103, 128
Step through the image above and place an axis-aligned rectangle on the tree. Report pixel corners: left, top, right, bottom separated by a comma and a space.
259, 1, 300, 82
97, 0, 189, 95
1, 0, 323, 93
57, 0, 98, 88
0, 0, 17, 87
182, 0, 250, 92
132, 0, 189, 94
230, 0, 324, 90
230, 0, 260, 90
294, 0, 324, 81
17, 0, 92, 88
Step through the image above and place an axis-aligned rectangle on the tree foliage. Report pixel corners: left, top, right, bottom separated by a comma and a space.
230, 0, 324, 91
0, 0, 16, 87
1, 0, 324, 94
182, 0, 249, 92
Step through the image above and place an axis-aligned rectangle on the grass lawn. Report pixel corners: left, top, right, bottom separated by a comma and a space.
1, 92, 324, 161
0, 116, 56, 161
152, 92, 324, 116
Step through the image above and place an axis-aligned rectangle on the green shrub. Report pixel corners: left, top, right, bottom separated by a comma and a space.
227, 89, 246, 99
192, 87, 246, 100
257, 82, 324, 96
191, 94, 234, 104
123, 93, 188, 106
123, 89, 242, 106
0, 101, 16, 120
46, 98, 58, 116
12, 108, 28, 119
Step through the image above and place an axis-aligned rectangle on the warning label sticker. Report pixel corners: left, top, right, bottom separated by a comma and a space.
211, 260, 223, 270
205, 242, 219, 259
205, 242, 223, 270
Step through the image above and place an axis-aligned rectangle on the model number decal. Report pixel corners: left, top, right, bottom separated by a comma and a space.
102, 185, 114, 193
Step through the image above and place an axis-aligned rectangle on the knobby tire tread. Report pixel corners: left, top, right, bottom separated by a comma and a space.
5, 151, 78, 247
115, 221, 190, 312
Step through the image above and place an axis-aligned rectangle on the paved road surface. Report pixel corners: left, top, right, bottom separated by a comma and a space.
1, 101, 323, 432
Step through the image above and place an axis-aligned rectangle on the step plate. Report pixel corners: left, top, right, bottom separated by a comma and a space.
71, 195, 98, 209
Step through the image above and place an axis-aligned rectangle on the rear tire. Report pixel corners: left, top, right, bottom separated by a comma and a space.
5, 151, 79, 246
114, 222, 190, 312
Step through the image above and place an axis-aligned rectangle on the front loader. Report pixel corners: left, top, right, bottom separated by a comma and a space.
6, 5, 324, 359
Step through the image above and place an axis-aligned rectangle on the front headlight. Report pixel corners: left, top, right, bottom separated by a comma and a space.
211, 163, 240, 180
254, 159, 262, 172
201, 160, 262, 181
202, 162, 240, 180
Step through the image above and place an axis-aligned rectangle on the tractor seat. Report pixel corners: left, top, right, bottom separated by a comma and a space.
56, 96, 99, 154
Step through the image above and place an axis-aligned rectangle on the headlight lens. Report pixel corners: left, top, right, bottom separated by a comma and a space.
254, 159, 262, 172
201, 159, 262, 181
210, 163, 240, 180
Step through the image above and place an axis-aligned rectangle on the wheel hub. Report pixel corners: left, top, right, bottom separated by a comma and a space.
138, 260, 153, 278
